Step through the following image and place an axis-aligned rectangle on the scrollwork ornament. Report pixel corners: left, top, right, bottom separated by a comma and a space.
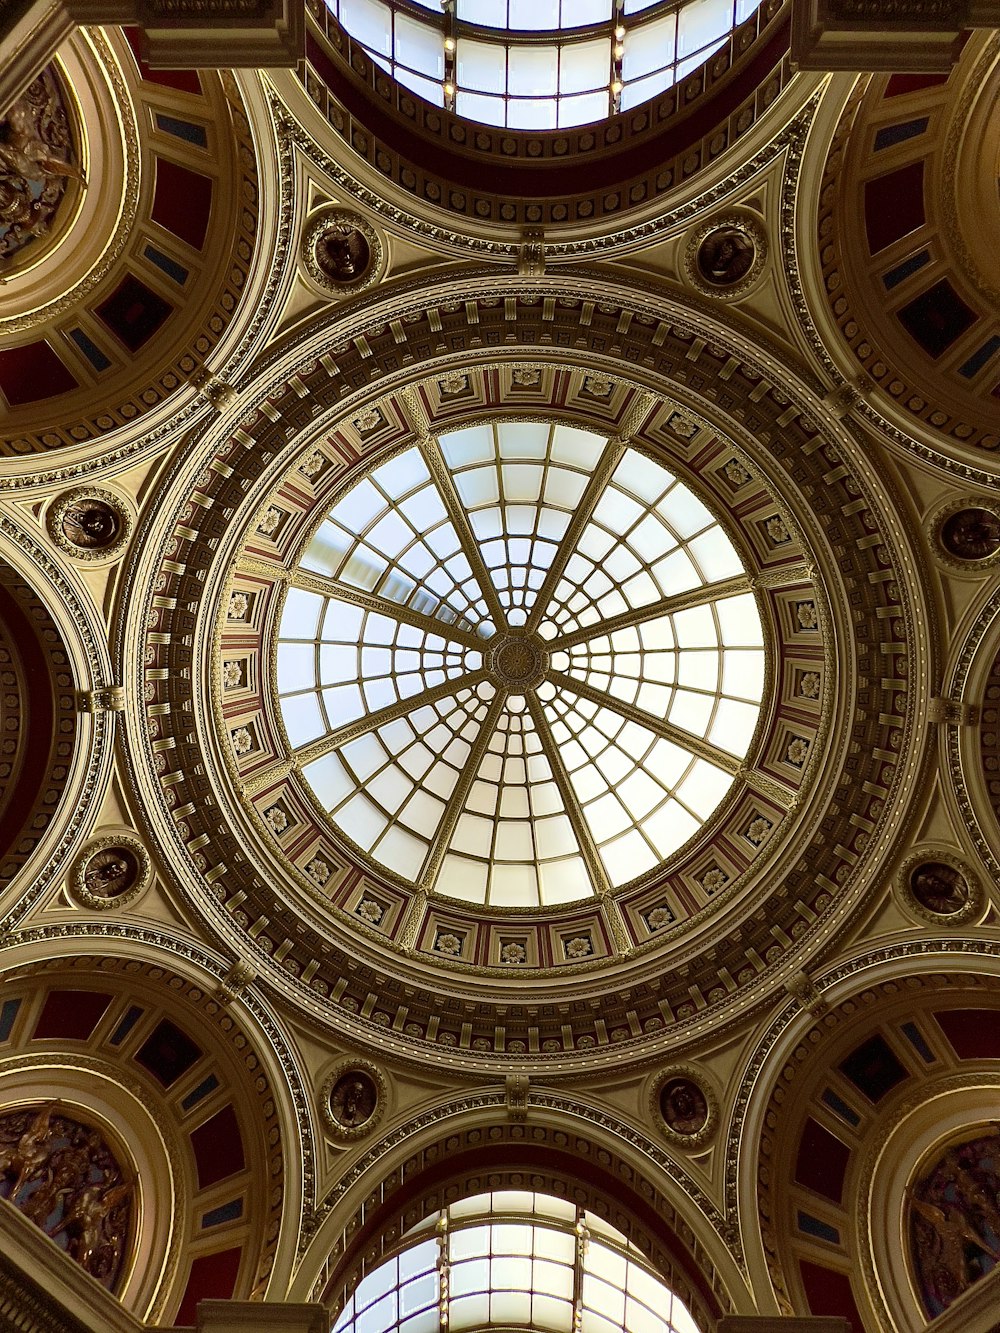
930, 496, 1000, 574
319, 1058, 387, 1143
302, 207, 385, 298
649, 1064, 718, 1150
69, 833, 151, 911
682, 210, 768, 301
894, 847, 983, 927
46, 487, 133, 562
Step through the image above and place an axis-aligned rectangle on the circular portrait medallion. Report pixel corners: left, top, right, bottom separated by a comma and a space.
651, 1067, 717, 1148
895, 850, 981, 927
320, 1060, 387, 1142
47, 488, 132, 562
69, 834, 151, 911
302, 209, 385, 297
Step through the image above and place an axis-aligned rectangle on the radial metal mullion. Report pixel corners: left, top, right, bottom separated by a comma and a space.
418, 436, 509, 628
525, 692, 612, 898
524, 436, 626, 635
547, 669, 742, 776
420, 689, 507, 892
293, 669, 489, 765
290, 568, 486, 651
548, 573, 752, 650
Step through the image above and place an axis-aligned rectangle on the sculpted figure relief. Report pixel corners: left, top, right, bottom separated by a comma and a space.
329, 1071, 377, 1129
910, 1132, 1000, 1317
0, 67, 84, 263
315, 224, 371, 285
81, 845, 140, 901
61, 499, 121, 552
940, 507, 1000, 562
696, 226, 756, 287
909, 861, 969, 916
0, 1105, 132, 1289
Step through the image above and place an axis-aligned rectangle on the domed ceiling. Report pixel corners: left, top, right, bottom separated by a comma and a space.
123, 276, 923, 1063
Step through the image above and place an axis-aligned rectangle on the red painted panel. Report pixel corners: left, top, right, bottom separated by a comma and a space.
175, 1247, 242, 1326
135, 1018, 202, 1087
151, 158, 213, 250
33, 991, 111, 1041
95, 275, 172, 353
800, 1260, 863, 1329
794, 1116, 852, 1203
864, 161, 925, 254
190, 1104, 245, 1189
123, 28, 202, 94
884, 73, 948, 97
935, 1008, 1000, 1061
0, 341, 77, 407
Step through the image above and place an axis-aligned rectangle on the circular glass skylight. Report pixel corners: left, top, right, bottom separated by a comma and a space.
276, 422, 765, 907
326, 0, 764, 129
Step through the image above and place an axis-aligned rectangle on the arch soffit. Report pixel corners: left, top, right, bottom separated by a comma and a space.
942, 592, 1000, 884
789, 45, 1000, 484
0, 521, 111, 914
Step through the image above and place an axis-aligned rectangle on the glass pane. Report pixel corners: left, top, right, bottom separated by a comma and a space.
458, 0, 509, 23
509, 0, 558, 27
457, 38, 507, 92
620, 67, 673, 111
508, 45, 558, 96
559, 36, 609, 94
339, 0, 392, 56
677, 0, 733, 58
622, 13, 676, 80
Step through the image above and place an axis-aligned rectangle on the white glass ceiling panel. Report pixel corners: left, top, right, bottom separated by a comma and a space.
327, 0, 762, 127
394, 10, 444, 75
508, 96, 558, 130
677, 0, 733, 57
509, 0, 559, 28
622, 13, 677, 80
281, 423, 766, 905
457, 38, 505, 92
337, 1190, 703, 1331
559, 37, 610, 93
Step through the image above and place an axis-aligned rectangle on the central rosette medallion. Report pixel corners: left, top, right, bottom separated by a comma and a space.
488, 634, 549, 690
